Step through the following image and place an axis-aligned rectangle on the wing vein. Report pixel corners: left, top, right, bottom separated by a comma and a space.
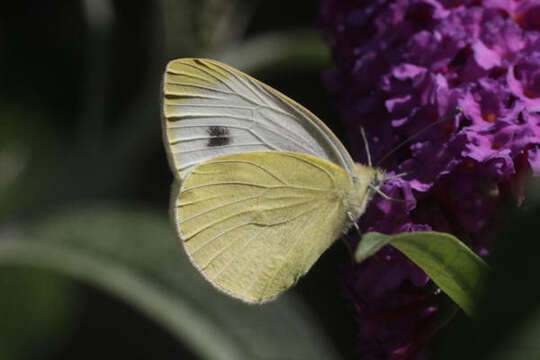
166, 106, 317, 155
191, 221, 252, 255
166, 81, 237, 96
177, 194, 227, 207
212, 202, 322, 283
242, 199, 323, 299
211, 61, 271, 106
166, 70, 216, 86
164, 93, 226, 101
181, 61, 296, 119
167, 124, 279, 151
167, 114, 254, 122
204, 159, 287, 184
170, 136, 215, 145
279, 153, 337, 188
180, 192, 265, 224
205, 224, 265, 274
182, 198, 322, 240
178, 193, 312, 208
256, 111, 316, 154
181, 181, 328, 193
174, 143, 265, 156
259, 201, 331, 300
166, 103, 254, 110
301, 201, 340, 272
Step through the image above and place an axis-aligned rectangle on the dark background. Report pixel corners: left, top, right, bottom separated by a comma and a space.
3, 2, 540, 360
0, 1, 354, 359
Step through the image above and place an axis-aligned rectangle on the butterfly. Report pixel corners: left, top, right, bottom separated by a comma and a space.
161, 58, 385, 303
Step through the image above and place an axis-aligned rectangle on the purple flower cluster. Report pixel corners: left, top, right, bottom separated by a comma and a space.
319, 1, 540, 358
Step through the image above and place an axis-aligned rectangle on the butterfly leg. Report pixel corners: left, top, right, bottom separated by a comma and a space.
347, 211, 361, 234
340, 212, 362, 263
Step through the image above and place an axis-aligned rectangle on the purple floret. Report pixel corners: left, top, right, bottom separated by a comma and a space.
319, 0, 540, 358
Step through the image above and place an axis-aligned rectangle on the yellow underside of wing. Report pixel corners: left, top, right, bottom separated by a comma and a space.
174, 151, 354, 303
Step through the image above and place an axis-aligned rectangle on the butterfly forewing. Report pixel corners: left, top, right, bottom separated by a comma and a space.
162, 58, 356, 181
174, 151, 353, 303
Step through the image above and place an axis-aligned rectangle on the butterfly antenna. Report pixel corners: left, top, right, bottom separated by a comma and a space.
383, 172, 407, 182
368, 184, 408, 203
360, 126, 372, 167
375, 108, 462, 167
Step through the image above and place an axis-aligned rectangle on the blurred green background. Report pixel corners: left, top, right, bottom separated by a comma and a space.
3, 1, 540, 360
0, 1, 354, 359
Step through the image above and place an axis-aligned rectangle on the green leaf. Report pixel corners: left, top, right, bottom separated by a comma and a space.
355, 232, 392, 263
0, 205, 340, 360
356, 232, 490, 317
0, 267, 79, 360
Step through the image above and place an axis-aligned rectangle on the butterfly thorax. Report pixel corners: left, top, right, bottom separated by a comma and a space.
343, 163, 385, 222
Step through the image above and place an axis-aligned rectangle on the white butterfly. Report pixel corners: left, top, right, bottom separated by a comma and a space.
162, 58, 384, 303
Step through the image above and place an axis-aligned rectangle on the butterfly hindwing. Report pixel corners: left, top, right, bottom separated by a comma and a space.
162, 58, 356, 181
174, 151, 353, 303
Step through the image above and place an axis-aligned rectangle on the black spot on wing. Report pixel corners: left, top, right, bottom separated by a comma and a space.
207, 126, 231, 147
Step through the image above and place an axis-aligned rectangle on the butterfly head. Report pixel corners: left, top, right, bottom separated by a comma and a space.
344, 163, 385, 221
